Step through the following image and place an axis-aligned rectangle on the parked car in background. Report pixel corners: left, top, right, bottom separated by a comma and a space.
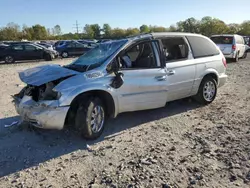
34, 43, 59, 58
0, 43, 54, 63
244, 36, 250, 52
77, 40, 98, 48
56, 41, 93, 58
210, 34, 247, 62
13, 32, 227, 139
37, 42, 55, 51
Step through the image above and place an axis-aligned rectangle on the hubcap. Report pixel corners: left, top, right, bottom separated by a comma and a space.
5, 56, 13, 63
203, 81, 216, 101
62, 52, 68, 58
90, 105, 104, 133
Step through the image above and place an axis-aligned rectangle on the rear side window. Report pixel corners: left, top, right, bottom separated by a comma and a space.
210, 36, 233, 44
186, 36, 220, 58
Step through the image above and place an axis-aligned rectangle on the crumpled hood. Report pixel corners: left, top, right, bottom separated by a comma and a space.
19, 64, 80, 86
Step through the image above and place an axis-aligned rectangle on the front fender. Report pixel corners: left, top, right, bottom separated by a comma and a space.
58, 82, 116, 106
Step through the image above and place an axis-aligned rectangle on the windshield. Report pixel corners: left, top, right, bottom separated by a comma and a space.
70, 39, 127, 67
211, 36, 233, 44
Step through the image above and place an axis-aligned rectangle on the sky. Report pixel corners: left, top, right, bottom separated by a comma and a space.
0, 0, 249, 33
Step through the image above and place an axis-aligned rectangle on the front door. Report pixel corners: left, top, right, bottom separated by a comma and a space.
23, 44, 43, 60
116, 40, 168, 113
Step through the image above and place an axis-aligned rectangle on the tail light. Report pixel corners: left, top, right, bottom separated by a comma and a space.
232, 45, 236, 50
222, 57, 227, 68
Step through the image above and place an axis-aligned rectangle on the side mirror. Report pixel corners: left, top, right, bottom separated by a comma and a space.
107, 60, 120, 73
110, 72, 124, 89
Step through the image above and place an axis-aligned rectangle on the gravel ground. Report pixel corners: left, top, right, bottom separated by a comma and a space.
0, 57, 249, 188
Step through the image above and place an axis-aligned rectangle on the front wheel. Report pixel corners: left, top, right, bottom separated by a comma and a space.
194, 77, 217, 105
75, 97, 105, 139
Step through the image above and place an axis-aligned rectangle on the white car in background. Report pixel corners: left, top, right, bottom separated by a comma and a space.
211, 34, 247, 62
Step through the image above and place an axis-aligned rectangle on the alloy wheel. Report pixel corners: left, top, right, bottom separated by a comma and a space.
90, 105, 105, 133
203, 81, 216, 101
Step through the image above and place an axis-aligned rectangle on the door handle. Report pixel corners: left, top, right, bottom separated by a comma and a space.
166, 70, 175, 76
155, 75, 167, 81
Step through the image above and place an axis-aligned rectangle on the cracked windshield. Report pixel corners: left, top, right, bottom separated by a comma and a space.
0, 0, 249, 187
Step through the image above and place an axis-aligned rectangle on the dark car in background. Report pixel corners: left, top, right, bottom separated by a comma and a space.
0, 43, 54, 63
56, 41, 94, 58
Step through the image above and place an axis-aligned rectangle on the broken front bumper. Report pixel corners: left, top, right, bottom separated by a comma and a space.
13, 96, 69, 130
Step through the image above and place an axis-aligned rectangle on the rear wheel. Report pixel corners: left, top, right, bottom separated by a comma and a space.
44, 53, 52, 61
233, 53, 239, 62
75, 97, 105, 139
194, 76, 217, 105
242, 52, 247, 59
5, 55, 15, 63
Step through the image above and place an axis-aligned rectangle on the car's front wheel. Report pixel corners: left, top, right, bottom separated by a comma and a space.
194, 76, 217, 105
75, 97, 105, 139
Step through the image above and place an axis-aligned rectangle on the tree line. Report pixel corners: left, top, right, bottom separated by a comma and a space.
0, 16, 250, 41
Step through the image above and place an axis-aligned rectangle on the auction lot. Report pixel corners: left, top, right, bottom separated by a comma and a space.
0, 57, 250, 187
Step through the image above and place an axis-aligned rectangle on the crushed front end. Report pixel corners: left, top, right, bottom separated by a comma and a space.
13, 82, 69, 130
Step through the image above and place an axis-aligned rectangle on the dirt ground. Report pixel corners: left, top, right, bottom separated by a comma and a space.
0, 57, 249, 188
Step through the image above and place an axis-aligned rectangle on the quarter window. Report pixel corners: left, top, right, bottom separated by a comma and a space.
186, 36, 220, 58
25, 45, 37, 51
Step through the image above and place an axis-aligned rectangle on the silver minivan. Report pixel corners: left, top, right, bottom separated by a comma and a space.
13, 33, 227, 139
211, 34, 247, 62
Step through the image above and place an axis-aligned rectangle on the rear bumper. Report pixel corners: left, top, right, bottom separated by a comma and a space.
224, 51, 236, 59
14, 96, 69, 130
218, 74, 227, 88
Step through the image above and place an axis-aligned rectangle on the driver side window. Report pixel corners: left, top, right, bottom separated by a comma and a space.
120, 41, 157, 69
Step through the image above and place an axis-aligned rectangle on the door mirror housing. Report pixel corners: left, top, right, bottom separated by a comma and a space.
110, 72, 124, 89
107, 59, 120, 73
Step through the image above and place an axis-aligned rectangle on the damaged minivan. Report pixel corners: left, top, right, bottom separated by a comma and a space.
13, 33, 227, 139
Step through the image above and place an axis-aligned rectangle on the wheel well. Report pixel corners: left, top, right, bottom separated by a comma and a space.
202, 73, 218, 84
64, 90, 115, 128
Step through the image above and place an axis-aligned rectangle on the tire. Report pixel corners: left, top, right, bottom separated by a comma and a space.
242, 52, 247, 59
194, 76, 217, 105
61, 51, 68, 58
233, 53, 239, 62
5, 55, 15, 63
44, 53, 52, 61
75, 97, 105, 139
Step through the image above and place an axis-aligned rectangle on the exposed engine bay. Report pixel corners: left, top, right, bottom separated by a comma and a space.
15, 77, 69, 102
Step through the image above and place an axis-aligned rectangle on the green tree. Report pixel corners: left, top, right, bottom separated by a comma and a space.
227, 23, 240, 34
149, 26, 167, 32
139, 25, 150, 33
126, 28, 140, 36
103, 24, 112, 38
31, 24, 48, 40
84, 24, 95, 38
111, 28, 126, 38
238, 21, 250, 35
0, 22, 21, 40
